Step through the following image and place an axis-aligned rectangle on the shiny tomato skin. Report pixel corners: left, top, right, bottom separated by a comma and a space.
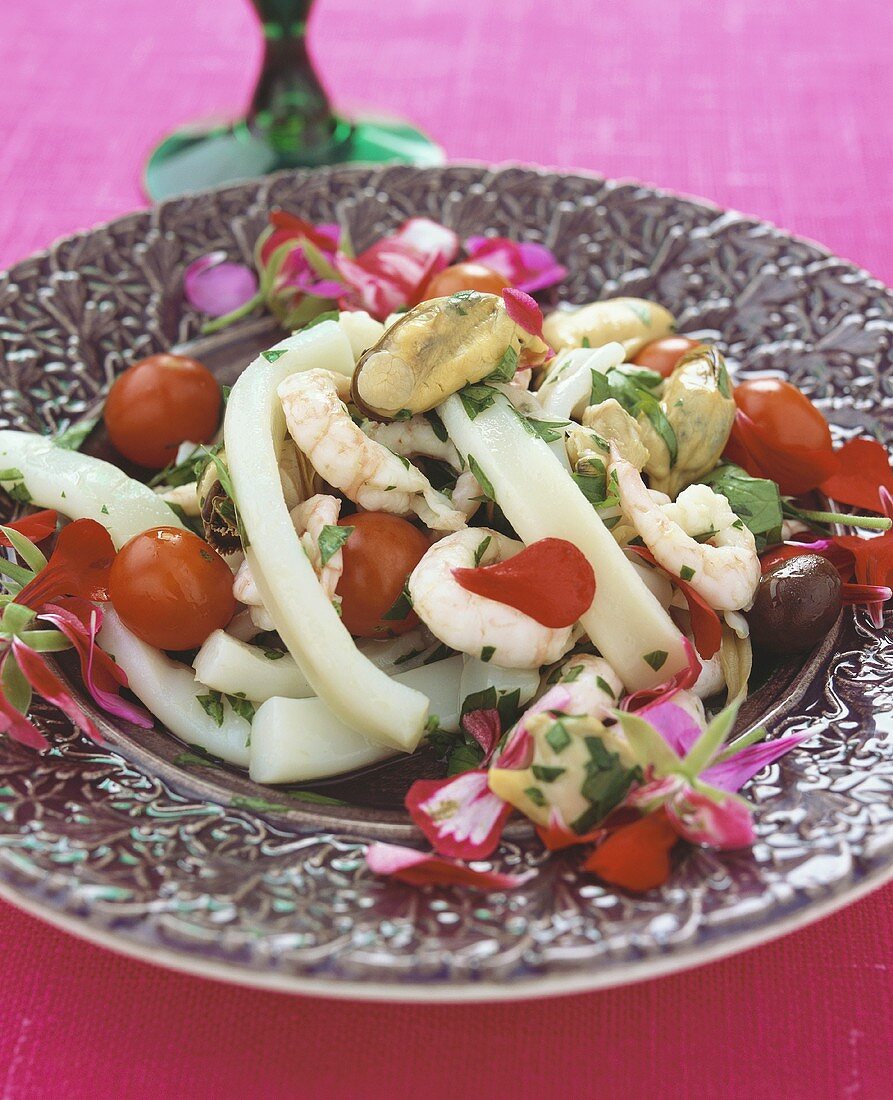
632, 336, 703, 378
109, 527, 236, 650
335, 512, 430, 637
734, 378, 832, 453
104, 354, 221, 469
421, 262, 510, 300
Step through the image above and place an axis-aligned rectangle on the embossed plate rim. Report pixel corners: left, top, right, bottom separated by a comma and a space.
1, 161, 892, 1002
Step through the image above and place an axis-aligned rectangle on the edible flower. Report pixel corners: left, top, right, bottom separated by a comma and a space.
464, 236, 567, 294
819, 437, 893, 513
0, 518, 151, 750
501, 287, 546, 341
365, 842, 535, 891
183, 252, 259, 319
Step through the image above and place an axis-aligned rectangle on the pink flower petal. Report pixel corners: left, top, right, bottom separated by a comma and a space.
39, 602, 152, 728
365, 842, 534, 891
502, 287, 545, 339
406, 770, 512, 859
184, 252, 259, 318
666, 784, 755, 850
12, 638, 100, 743
460, 707, 502, 760
465, 237, 566, 293
396, 218, 460, 265
701, 732, 811, 791
637, 700, 703, 756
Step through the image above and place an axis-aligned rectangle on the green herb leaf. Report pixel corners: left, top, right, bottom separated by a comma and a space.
148, 444, 205, 488
589, 370, 610, 406
467, 454, 495, 501
426, 410, 448, 442
595, 675, 615, 698
532, 765, 566, 783
561, 665, 584, 683
53, 417, 98, 451
524, 786, 547, 807
545, 720, 572, 754
262, 348, 287, 363
680, 565, 696, 581
196, 691, 224, 726
226, 694, 256, 724
381, 581, 413, 621
643, 650, 668, 672
317, 524, 354, 567
473, 535, 492, 567
485, 345, 519, 384
480, 645, 496, 663
262, 647, 286, 660
297, 309, 340, 333
459, 383, 499, 420
605, 366, 677, 464
700, 464, 783, 551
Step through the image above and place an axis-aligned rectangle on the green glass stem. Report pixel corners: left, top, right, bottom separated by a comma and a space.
144, 0, 442, 200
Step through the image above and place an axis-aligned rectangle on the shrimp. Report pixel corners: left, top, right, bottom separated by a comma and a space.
552, 653, 624, 717
278, 369, 465, 531
361, 415, 462, 469
233, 494, 345, 629
408, 528, 574, 669
450, 469, 483, 520
611, 450, 760, 611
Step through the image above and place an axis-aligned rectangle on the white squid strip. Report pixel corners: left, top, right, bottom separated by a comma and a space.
99, 611, 250, 767
193, 628, 437, 703
249, 656, 464, 783
537, 342, 624, 421
224, 322, 429, 751
439, 392, 687, 690
459, 655, 541, 709
0, 431, 185, 547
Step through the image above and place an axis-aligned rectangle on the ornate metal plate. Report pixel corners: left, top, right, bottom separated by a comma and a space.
1, 164, 892, 1002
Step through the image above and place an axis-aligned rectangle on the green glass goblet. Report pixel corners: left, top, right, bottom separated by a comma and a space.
144, 0, 443, 200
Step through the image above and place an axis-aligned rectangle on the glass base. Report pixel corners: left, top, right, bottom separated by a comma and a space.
144, 115, 444, 201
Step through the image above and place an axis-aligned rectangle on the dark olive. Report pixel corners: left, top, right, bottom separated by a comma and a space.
747, 553, 841, 656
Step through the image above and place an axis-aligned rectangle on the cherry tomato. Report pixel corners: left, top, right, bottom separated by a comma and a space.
109, 527, 235, 650
632, 336, 703, 378
335, 512, 430, 637
104, 354, 221, 469
734, 378, 832, 453
421, 262, 510, 300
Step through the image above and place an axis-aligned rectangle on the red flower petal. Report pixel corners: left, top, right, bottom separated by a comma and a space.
501, 287, 545, 339
16, 519, 115, 609
460, 707, 502, 760
405, 770, 512, 859
12, 638, 99, 742
0, 510, 57, 546
582, 808, 679, 892
453, 537, 595, 629
365, 842, 534, 891
725, 409, 839, 496
536, 807, 608, 851
820, 437, 893, 513
39, 601, 152, 728
626, 546, 722, 659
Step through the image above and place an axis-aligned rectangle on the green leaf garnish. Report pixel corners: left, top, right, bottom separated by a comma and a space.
545, 720, 572, 754
480, 645, 496, 663
318, 524, 354, 567
700, 464, 783, 551
473, 535, 492, 567
459, 383, 499, 420
643, 650, 668, 671
467, 455, 495, 501
485, 345, 519, 384
196, 691, 224, 726
53, 417, 98, 451
381, 581, 413, 621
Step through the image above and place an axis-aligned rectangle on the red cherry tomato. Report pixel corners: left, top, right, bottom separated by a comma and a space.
335, 512, 430, 637
421, 262, 510, 300
632, 336, 703, 378
104, 354, 221, 469
109, 527, 235, 650
734, 378, 832, 453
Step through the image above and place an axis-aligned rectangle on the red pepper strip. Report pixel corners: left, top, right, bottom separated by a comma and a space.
724, 409, 839, 496
582, 808, 679, 892
16, 519, 115, 608
536, 804, 639, 852
452, 538, 595, 629
625, 545, 722, 659
820, 437, 893, 513
0, 509, 57, 546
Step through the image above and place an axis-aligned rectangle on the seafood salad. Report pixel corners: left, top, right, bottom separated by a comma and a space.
1, 214, 891, 893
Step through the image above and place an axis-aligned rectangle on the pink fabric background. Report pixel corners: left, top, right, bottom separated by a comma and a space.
1, 0, 892, 1096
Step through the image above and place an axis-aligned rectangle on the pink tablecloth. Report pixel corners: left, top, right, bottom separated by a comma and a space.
1, 1, 892, 1096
